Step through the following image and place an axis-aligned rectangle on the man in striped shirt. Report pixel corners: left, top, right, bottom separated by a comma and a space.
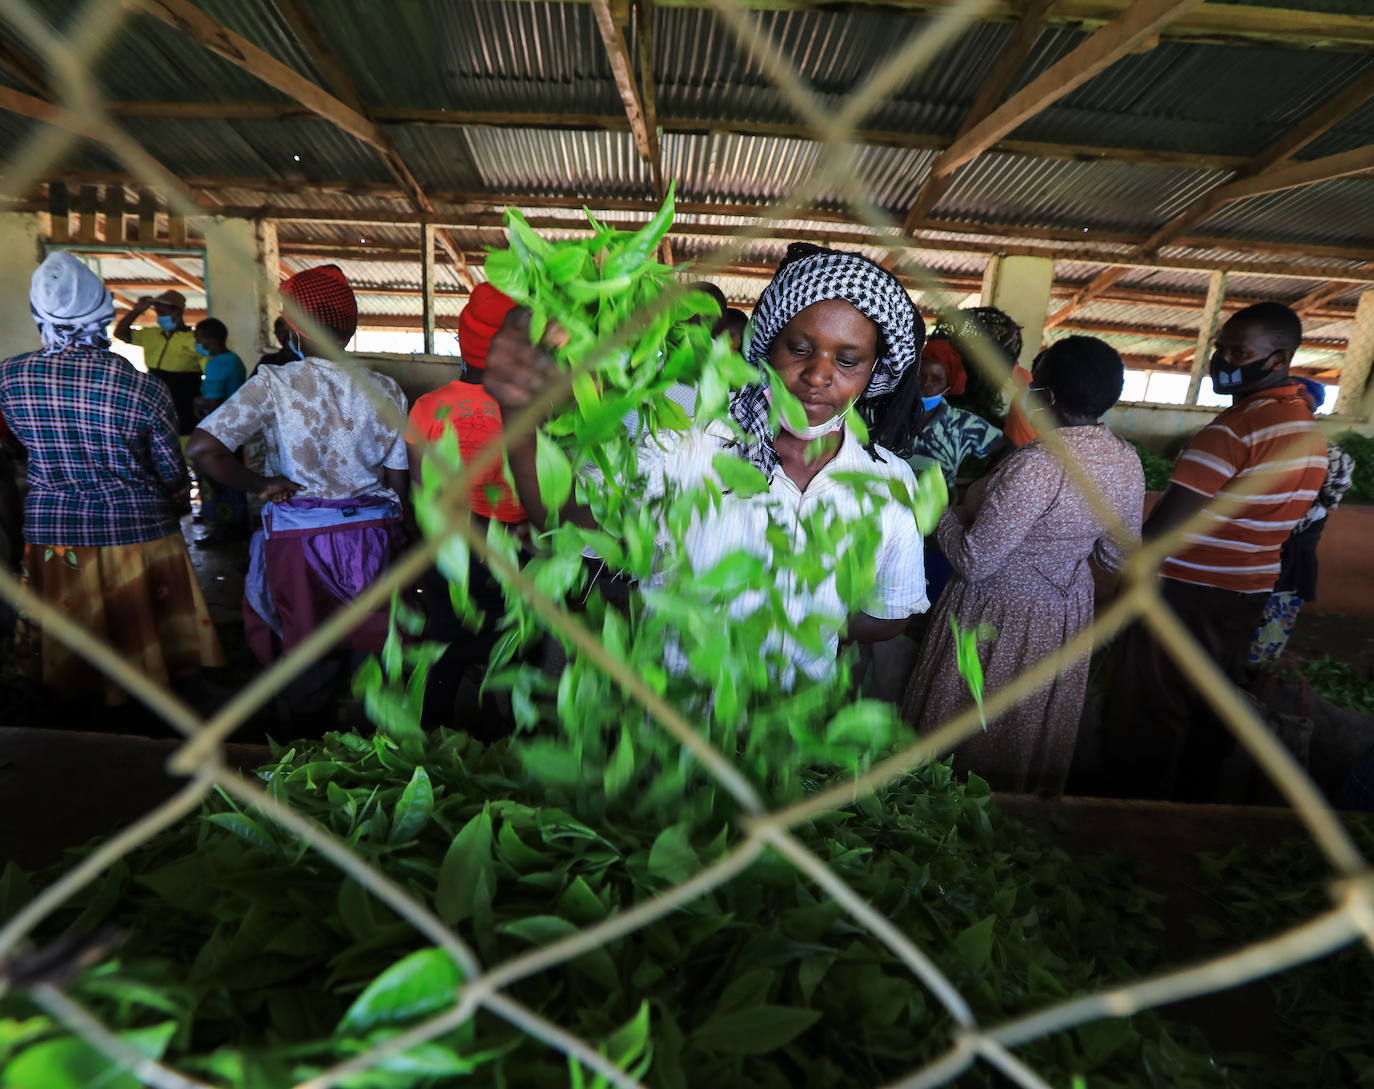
1102, 302, 1327, 800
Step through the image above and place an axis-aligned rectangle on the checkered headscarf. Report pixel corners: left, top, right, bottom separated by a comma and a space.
729, 245, 923, 479
282, 264, 358, 344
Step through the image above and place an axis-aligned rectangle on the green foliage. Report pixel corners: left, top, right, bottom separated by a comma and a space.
1290, 655, 1374, 716
400, 191, 950, 823
1332, 431, 1374, 502
2, 731, 1234, 1088
1192, 819, 1374, 1088
1131, 441, 1174, 493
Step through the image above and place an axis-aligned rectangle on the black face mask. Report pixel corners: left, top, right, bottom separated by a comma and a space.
1210, 350, 1278, 393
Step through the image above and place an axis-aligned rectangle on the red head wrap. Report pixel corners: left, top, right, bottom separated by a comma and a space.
281, 265, 358, 344
459, 283, 517, 369
922, 339, 967, 396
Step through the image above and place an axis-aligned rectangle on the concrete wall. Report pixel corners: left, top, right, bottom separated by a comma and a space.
0, 214, 42, 359
352, 351, 464, 404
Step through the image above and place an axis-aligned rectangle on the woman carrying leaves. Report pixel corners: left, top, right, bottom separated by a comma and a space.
900, 336, 1143, 795
483, 242, 930, 688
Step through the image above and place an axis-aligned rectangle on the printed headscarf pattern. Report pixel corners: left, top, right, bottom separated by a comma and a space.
932, 306, 1023, 364
459, 282, 517, 369
728, 244, 923, 479
30, 251, 115, 353
282, 264, 358, 344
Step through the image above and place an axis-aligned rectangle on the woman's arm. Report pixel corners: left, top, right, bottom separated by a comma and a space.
843, 613, 909, 644
113, 298, 151, 345
483, 309, 597, 530
187, 429, 300, 502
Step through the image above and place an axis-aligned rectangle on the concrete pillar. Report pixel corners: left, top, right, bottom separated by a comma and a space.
0, 213, 43, 358
979, 254, 1054, 367
1336, 287, 1374, 419
202, 216, 274, 368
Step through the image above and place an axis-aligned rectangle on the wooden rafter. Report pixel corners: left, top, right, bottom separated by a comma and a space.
0, 36, 52, 98
140, 253, 204, 291
1206, 142, 1374, 204
931, 0, 1207, 180
590, 0, 660, 182
136, 0, 474, 289
1293, 281, 1355, 317
900, 0, 1054, 231
571, 1, 1374, 53
1042, 266, 1130, 330
92, 101, 1253, 174
1138, 68, 1374, 253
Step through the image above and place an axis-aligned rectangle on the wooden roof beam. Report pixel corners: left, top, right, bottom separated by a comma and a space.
931, 0, 1208, 180
590, 0, 660, 178
139, 0, 473, 289
1043, 265, 1130, 329
900, 0, 1054, 232
593, 1, 1374, 53
136, 0, 387, 151
1139, 68, 1374, 253
91, 102, 1253, 174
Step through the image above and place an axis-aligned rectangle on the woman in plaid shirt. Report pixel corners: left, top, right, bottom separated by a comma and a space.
0, 253, 224, 705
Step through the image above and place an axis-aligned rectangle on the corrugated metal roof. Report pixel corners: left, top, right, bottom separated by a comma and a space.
117, 116, 391, 185
1196, 176, 1374, 247
933, 152, 1232, 233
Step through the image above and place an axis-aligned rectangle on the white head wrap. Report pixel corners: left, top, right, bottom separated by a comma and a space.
30, 251, 115, 352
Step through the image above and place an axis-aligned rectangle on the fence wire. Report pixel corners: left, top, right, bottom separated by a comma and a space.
1, 1, 1372, 1088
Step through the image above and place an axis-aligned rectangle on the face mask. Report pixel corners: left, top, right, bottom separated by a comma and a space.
1210, 353, 1277, 393
156, 314, 177, 332
765, 387, 849, 440
921, 393, 944, 412
194, 343, 210, 357
289, 338, 306, 362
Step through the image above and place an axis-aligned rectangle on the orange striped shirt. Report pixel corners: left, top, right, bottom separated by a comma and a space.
1162, 382, 1327, 593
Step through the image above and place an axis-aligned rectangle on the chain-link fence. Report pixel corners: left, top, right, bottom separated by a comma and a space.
2, 0, 1373, 1087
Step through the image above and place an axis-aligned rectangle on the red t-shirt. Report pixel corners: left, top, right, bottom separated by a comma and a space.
1163, 382, 1327, 593
407, 381, 527, 524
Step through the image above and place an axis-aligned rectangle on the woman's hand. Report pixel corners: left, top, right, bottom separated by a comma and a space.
482, 308, 564, 416
168, 481, 192, 516
258, 476, 303, 503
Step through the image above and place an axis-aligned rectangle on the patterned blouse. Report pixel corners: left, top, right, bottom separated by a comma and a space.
201, 356, 408, 502
0, 345, 186, 546
905, 402, 1003, 491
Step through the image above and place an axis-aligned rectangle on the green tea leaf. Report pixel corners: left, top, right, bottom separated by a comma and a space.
436, 807, 493, 925
535, 429, 573, 514
953, 915, 997, 970
648, 823, 699, 884
337, 948, 463, 1034
711, 453, 769, 497
389, 766, 434, 844
3, 1021, 175, 1089
691, 1005, 821, 1055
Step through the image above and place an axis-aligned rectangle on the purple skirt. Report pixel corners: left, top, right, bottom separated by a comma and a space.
244, 494, 405, 663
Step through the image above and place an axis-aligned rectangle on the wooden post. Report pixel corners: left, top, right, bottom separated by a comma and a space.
1186, 270, 1228, 404
136, 191, 157, 244
48, 182, 70, 244
421, 222, 436, 356
168, 214, 187, 249
101, 185, 125, 243
74, 185, 99, 244
1336, 288, 1374, 418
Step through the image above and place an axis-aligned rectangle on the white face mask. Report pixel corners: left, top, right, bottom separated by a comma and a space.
764, 386, 850, 439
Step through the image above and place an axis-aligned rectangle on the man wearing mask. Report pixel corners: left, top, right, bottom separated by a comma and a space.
1100, 303, 1328, 801
115, 289, 201, 435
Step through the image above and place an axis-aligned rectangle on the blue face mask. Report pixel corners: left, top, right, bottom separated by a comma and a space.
156, 314, 178, 332
194, 343, 210, 356
921, 393, 945, 412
